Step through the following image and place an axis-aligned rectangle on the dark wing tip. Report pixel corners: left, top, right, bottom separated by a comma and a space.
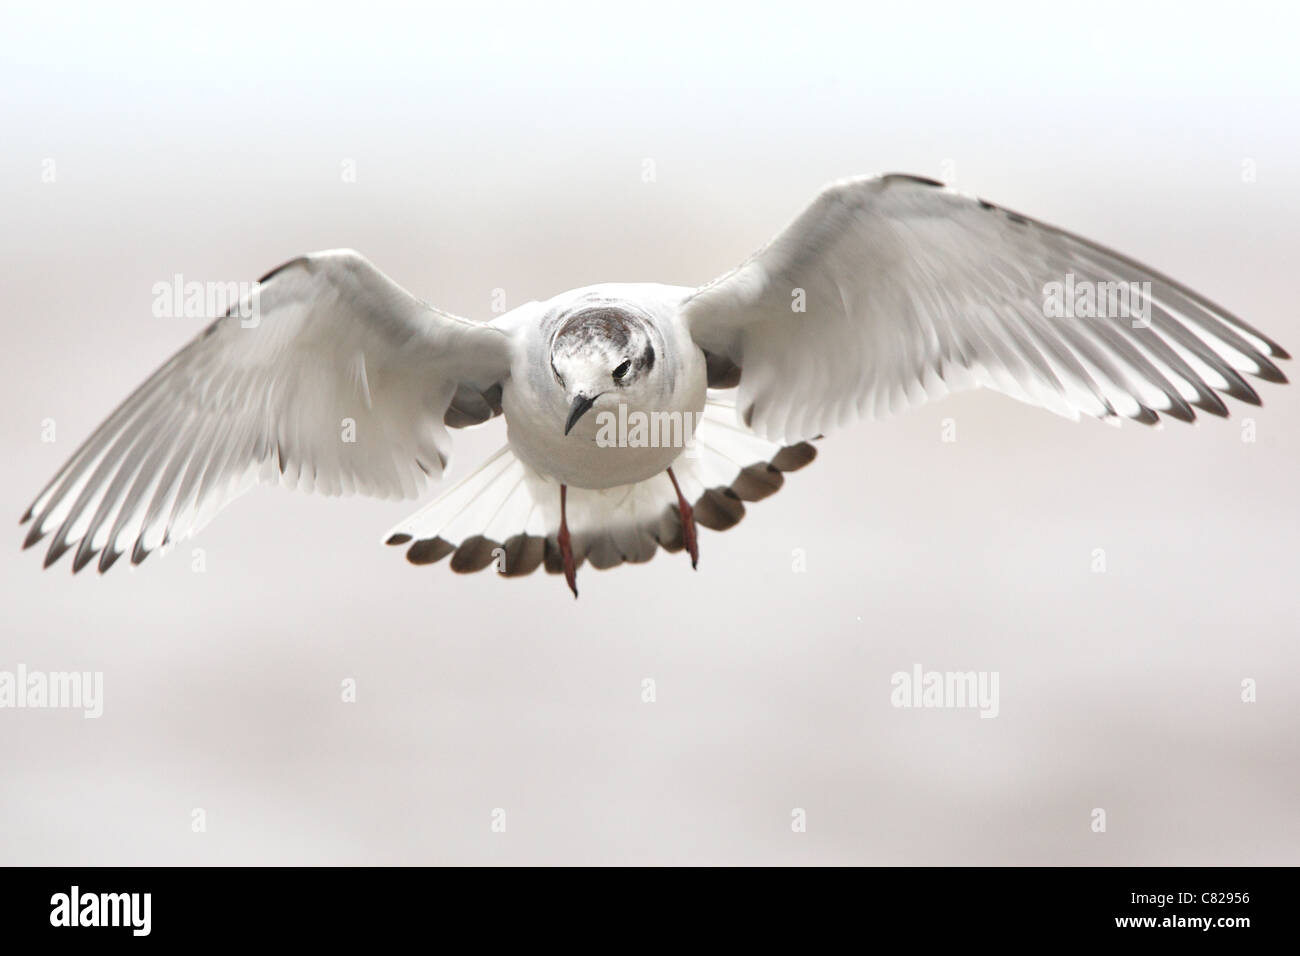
71, 544, 100, 574
1191, 391, 1231, 418
1244, 326, 1290, 361
500, 534, 546, 577
881, 173, 945, 189
1251, 358, 1288, 385
770, 441, 818, 471
98, 547, 125, 574
21, 522, 47, 550
1223, 376, 1263, 406
448, 535, 499, 573
42, 537, 73, 570
692, 488, 745, 531
728, 463, 785, 502
405, 537, 455, 566
1161, 399, 1197, 424
256, 256, 307, 284
385, 533, 412, 546
1128, 405, 1161, 427
543, 538, 588, 576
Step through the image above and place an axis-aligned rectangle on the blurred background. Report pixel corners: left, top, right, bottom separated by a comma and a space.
1, 0, 1297, 865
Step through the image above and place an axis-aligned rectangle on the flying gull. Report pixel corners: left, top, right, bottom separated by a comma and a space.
20, 174, 1289, 596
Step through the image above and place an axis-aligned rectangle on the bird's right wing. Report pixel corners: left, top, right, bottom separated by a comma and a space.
23, 249, 513, 573
682, 174, 1288, 442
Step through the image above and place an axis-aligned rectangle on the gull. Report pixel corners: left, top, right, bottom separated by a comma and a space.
21, 174, 1289, 596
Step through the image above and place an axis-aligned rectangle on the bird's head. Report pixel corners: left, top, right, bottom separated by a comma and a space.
550, 305, 658, 436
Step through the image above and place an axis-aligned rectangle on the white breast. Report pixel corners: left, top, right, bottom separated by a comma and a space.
501, 286, 706, 490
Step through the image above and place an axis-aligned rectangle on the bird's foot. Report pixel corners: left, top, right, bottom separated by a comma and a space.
667, 467, 698, 570
559, 484, 578, 598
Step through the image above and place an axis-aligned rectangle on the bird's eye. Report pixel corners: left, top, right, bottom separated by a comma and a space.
612, 359, 631, 380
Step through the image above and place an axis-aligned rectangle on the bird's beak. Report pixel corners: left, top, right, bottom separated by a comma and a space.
564, 393, 597, 435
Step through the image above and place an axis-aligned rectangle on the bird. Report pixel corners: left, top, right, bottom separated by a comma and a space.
20, 173, 1290, 597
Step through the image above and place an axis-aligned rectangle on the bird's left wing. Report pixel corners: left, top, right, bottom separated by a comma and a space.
682, 174, 1288, 442
22, 249, 513, 572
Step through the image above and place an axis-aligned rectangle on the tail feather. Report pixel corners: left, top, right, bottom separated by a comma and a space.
384, 395, 817, 577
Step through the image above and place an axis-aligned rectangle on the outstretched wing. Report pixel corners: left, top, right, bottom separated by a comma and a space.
22, 249, 513, 572
682, 174, 1288, 442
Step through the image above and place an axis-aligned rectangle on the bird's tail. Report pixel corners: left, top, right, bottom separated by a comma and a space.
383, 395, 817, 577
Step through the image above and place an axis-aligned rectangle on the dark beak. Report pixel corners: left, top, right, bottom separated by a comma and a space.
564, 394, 596, 435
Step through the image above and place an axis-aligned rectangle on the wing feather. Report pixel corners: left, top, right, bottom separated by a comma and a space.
683, 174, 1287, 441
22, 249, 513, 571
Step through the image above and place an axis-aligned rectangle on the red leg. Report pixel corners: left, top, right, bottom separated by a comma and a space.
558, 484, 578, 598
667, 467, 698, 569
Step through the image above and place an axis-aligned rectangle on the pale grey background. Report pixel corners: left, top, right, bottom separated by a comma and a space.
1, 0, 1297, 865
